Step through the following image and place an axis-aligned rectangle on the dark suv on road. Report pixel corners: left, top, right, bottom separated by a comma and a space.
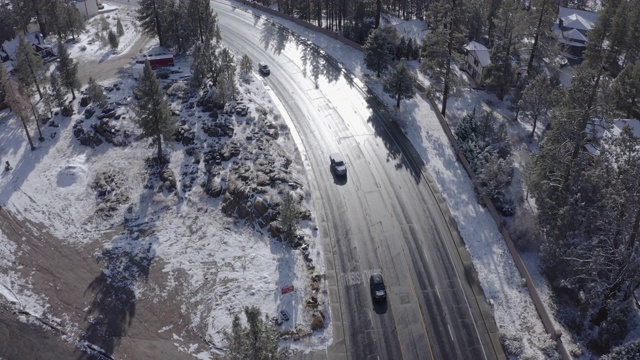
370, 273, 387, 302
330, 153, 347, 176
258, 62, 270, 75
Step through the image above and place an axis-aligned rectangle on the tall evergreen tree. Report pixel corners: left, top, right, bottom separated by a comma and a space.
137, 0, 170, 47
611, 61, 640, 118
223, 306, 288, 360
134, 61, 174, 163
217, 48, 236, 104
622, 0, 640, 66
382, 59, 415, 109
108, 29, 119, 50
49, 72, 66, 110
363, 27, 394, 77
189, 42, 208, 91
57, 42, 81, 100
240, 54, 253, 76
116, 18, 125, 37
483, 0, 524, 100
189, 0, 218, 45
87, 77, 108, 108
525, 0, 557, 78
0, 6, 16, 45
1, 64, 35, 150
13, 34, 44, 99
420, 0, 467, 116
63, 3, 85, 40
518, 75, 555, 136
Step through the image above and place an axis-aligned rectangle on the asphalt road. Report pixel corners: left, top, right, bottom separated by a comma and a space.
212, 2, 501, 359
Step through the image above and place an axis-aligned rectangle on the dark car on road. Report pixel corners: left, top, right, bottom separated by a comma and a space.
258, 62, 270, 75
370, 273, 387, 302
330, 153, 347, 176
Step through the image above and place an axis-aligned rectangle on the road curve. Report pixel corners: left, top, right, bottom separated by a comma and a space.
213, 2, 499, 359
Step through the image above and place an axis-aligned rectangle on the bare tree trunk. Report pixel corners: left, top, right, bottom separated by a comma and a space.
441, 6, 454, 117
157, 134, 163, 163
20, 116, 35, 150
526, 0, 548, 79
30, 102, 45, 141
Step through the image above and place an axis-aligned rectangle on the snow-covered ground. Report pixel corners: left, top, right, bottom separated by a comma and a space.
68, 2, 140, 63
0, 1, 605, 359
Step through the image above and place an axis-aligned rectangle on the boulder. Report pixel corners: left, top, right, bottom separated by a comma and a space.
253, 197, 269, 218
205, 176, 222, 198
310, 311, 325, 331
160, 168, 177, 191
80, 95, 90, 107
61, 105, 73, 117
268, 221, 282, 238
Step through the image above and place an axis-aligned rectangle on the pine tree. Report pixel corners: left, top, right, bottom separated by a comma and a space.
612, 61, 640, 118
188, 0, 218, 45
63, 2, 85, 40
622, 0, 640, 66
240, 54, 253, 75
134, 61, 174, 163
13, 34, 44, 99
116, 18, 125, 37
1, 64, 35, 150
483, 0, 525, 100
189, 42, 207, 91
363, 27, 393, 77
279, 191, 300, 244
518, 75, 555, 136
420, 0, 467, 116
0, 6, 16, 45
137, 0, 170, 47
57, 42, 81, 100
87, 77, 108, 108
217, 48, 236, 104
223, 306, 289, 360
477, 152, 513, 202
525, 0, 557, 78
99, 15, 110, 32
49, 73, 66, 110
382, 59, 415, 109
108, 29, 119, 50
396, 37, 407, 60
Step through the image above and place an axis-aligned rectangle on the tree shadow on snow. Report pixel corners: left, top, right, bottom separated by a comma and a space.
260, 20, 289, 56
76, 159, 169, 359
363, 90, 425, 183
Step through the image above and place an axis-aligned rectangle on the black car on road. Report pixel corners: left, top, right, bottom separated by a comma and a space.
370, 273, 387, 302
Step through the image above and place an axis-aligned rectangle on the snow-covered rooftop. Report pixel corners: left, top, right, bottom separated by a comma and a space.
465, 41, 491, 67
558, 6, 599, 27
561, 13, 595, 31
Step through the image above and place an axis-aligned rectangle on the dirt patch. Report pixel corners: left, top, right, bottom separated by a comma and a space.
0, 208, 203, 359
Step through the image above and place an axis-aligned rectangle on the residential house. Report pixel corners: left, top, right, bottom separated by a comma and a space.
464, 41, 491, 85
74, 0, 99, 19
585, 118, 640, 156
554, 6, 599, 60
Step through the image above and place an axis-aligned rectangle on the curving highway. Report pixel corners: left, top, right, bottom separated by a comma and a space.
212, 2, 500, 359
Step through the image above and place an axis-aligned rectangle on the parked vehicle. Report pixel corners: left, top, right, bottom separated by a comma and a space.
136, 54, 175, 69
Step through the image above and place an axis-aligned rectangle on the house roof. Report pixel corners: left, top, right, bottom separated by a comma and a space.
563, 28, 588, 42
558, 6, 598, 29
561, 13, 595, 31
611, 119, 640, 138
465, 41, 491, 67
